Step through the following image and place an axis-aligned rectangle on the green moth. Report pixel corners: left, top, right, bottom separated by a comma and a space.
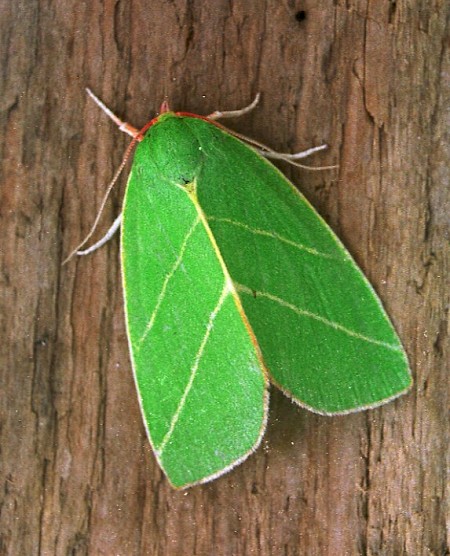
72, 91, 412, 489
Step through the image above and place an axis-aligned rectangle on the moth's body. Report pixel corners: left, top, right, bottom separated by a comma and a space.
120, 113, 411, 488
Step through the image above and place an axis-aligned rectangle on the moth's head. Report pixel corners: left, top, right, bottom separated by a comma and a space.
138, 113, 204, 187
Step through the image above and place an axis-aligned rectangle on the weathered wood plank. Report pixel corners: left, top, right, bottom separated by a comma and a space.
0, 1, 448, 554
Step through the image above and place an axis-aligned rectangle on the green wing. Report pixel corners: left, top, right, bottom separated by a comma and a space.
121, 151, 267, 489
183, 117, 411, 415
122, 113, 411, 488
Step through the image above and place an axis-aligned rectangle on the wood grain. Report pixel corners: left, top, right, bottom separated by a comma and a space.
1, 1, 448, 554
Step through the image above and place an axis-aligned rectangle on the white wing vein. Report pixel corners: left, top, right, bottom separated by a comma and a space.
137, 216, 200, 348
157, 282, 231, 455
235, 283, 401, 352
207, 216, 337, 259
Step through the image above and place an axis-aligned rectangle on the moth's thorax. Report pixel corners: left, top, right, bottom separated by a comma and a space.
138, 114, 205, 186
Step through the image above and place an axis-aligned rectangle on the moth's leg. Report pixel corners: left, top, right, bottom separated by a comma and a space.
260, 144, 337, 170
260, 144, 328, 160
86, 88, 139, 138
76, 214, 122, 256
207, 93, 261, 120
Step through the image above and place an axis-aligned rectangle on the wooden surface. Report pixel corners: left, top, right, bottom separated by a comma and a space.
1, 1, 448, 554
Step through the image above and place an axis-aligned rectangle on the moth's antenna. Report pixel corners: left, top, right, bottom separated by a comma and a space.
85, 88, 140, 138
62, 138, 138, 265
63, 90, 146, 265
207, 93, 261, 120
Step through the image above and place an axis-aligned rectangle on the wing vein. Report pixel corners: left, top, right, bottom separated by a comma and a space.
235, 283, 402, 352
207, 216, 337, 259
157, 282, 231, 456
137, 216, 200, 348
